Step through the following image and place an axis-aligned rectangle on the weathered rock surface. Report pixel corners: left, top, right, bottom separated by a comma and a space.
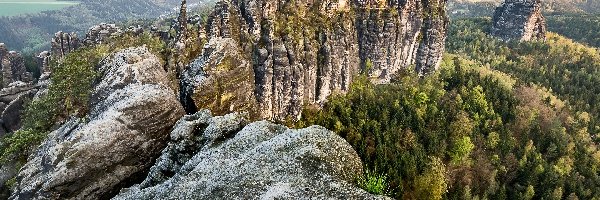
187, 0, 448, 120
490, 0, 546, 41
51, 31, 80, 59
1, 88, 35, 133
0, 44, 32, 87
114, 110, 390, 199
10, 47, 185, 200
0, 44, 36, 135
180, 37, 257, 116
83, 23, 123, 46
36, 51, 51, 74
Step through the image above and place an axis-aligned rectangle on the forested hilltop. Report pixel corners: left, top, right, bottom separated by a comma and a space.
0, 0, 205, 54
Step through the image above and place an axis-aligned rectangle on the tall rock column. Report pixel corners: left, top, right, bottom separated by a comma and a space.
0, 50, 30, 87
187, 0, 449, 121
51, 31, 80, 58
490, 0, 546, 42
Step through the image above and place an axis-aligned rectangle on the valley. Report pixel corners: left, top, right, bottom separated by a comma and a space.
0, 0, 79, 17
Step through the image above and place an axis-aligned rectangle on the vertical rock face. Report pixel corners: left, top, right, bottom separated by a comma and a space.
51, 31, 80, 59
490, 0, 546, 42
0, 44, 32, 88
36, 51, 51, 74
0, 82, 35, 135
189, 0, 448, 120
0, 44, 36, 134
356, 0, 449, 79
180, 38, 257, 116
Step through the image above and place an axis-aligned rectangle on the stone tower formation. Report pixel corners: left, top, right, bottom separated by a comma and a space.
180, 0, 450, 121
491, 0, 546, 41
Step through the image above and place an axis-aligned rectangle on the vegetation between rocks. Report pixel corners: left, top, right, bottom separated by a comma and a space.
0, 33, 165, 164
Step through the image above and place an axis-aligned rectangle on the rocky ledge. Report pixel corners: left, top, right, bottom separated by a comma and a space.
114, 110, 390, 199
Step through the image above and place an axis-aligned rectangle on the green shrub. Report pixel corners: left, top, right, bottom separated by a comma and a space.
357, 167, 391, 196
0, 129, 45, 162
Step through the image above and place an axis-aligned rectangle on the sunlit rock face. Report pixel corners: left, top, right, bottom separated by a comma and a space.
490, 0, 546, 42
186, 0, 449, 121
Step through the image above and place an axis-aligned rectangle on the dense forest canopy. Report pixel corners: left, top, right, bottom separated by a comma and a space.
291, 17, 600, 199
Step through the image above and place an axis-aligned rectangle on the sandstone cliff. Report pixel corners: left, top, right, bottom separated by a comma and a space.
490, 0, 546, 41
184, 0, 449, 121
51, 32, 80, 59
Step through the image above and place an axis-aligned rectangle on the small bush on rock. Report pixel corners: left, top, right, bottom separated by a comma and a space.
357, 167, 391, 196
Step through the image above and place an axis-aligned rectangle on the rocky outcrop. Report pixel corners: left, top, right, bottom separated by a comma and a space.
114, 110, 390, 199
0, 44, 36, 133
10, 47, 184, 200
490, 0, 546, 41
185, 0, 448, 120
83, 23, 123, 46
36, 51, 51, 74
0, 82, 35, 135
0, 44, 32, 87
180, 37, 257, 116
51, 31, 80, 59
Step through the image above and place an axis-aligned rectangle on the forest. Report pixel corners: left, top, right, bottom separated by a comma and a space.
292, 17, 600, 199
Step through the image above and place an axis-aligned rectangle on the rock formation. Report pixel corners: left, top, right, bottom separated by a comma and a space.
183, 0, 448, 120
36, 51, 51, 74
83, 23, 123, 46
180, 37, 257, 115
0, 44, 32, 87
0, 82, 36, 135
10, 47, 184, 200
114, 110, 390, 199
0, 44, 36, 134
51, 31, 80, 59
490, 0, 546, 41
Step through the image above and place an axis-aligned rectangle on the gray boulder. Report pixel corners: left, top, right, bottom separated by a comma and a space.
114, 110, 390, 200
10, 47, 185, 200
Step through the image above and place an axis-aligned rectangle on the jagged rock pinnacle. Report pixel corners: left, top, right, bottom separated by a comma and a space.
491, 0, 546, 41
176, 0, 188, 42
